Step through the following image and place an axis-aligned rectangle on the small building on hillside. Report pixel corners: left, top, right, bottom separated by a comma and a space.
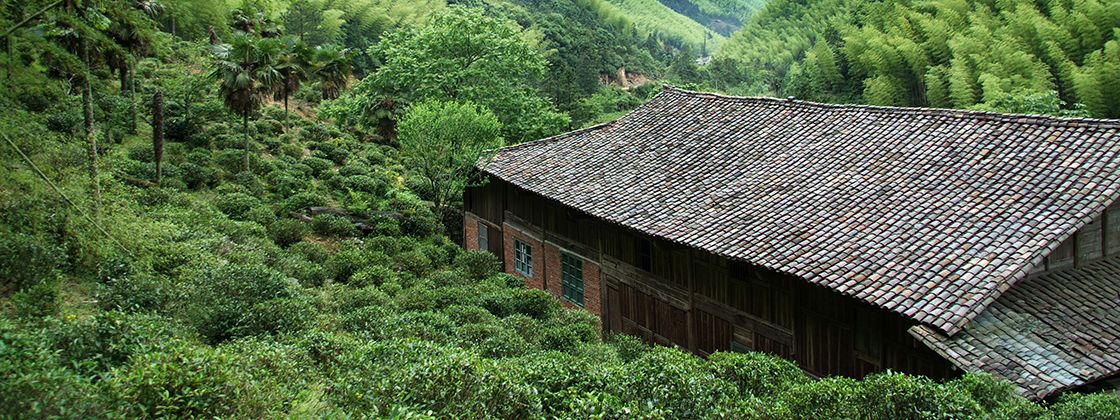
463, 85, 1120, 399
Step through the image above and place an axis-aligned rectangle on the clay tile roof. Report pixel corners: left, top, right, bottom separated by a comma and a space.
910, 256, 1120, 399
481, 85, 1120, 334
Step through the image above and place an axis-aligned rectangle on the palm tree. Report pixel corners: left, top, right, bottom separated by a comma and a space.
273, 36, 312, 132
312, 44, 355, 100
212, 33, 281, 172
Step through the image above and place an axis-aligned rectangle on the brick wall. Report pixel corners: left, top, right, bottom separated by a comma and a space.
544, 242, 601, 316
464, 213, 481, 251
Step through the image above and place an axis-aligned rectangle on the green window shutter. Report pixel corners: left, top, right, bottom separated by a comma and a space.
561, 252, 584, 307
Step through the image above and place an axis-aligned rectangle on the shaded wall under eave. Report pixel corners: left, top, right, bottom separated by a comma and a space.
465, 177, 957, 380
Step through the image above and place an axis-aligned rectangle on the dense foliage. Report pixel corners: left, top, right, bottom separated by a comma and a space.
4, 0, 1120, 419
712, 0, 1119, 117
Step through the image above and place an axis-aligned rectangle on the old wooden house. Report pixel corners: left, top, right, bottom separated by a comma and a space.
463, 86, 1120, 399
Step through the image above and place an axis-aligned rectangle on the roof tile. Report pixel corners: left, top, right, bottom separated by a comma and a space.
482, 86, 1120, 334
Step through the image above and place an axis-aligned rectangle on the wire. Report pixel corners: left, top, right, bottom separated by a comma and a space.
2, 133, 134, 257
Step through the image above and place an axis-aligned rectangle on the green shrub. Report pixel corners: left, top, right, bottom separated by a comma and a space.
482, 288, 559, 320
463, 323, 530, 358
455, 249, 500, 280
286, 241, 330, 264
428, 269, 467, 288
541, 323, 597, 353
10, 282, 59, 318
215, 192, 261, 221
950, 373, 1042, 417
127, 143, 155, 162
290, 163, 314, 178
104, 344, 267, 418
337, 286, 391, 313
394, 249, 433, 276
0, 318, 102, 418
179, 162, 211, 189
311, 214, 358, 237
268, 218, 308, 247
283, 191, 328, 213
301, 156, 333, 177
325, 246, 366, 284
498, 314, 541, 345
214, 149, 261, 174
387, 199, 443, 237
234, 171, 267, 196
341, 174, 388, 195
444, 304, 497, 326
1050, 392, 1120, 420
277, 141, 304, 159
338, 162, 371, 177
186, 264, 295, 343
366, 235, 416, 256
350, 265, 397, 288
706, 351, 808, 398
0, 233, 63, 295
618, 346, 738, 418
607, 332, 650, 362
246, 297, 314, 335
418, 243, 452, 267
47, 311, 184, 375
367, 216, 401, 237
96, 271, 170, 313
276, 256, 328, 287
265, 170, 309, 197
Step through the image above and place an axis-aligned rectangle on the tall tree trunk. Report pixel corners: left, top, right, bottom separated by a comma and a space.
284, 94, 289, 133
119, 66, 128, 94
82, 40, 101, 215
153, 90, 164, 186
243, 111, 250, 173
130, 65, 137, 134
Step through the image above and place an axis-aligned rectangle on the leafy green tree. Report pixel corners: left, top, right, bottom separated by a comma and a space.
397, 99, 502, 209
311, 43, 354, 100
281, 0, 345, 46
211, 32, 281, 172
367, 6, 568, 144
273, 35, 312, 132
972, 90, 1089, 117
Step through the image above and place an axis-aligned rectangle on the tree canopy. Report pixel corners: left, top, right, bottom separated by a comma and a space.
365, 6, 569, 144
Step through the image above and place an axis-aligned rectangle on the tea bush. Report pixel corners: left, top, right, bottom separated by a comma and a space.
214, 192, 261, 221
0, 233, 63, 295
455, 249, 500, 280
283, 191, 329, 213
268, 218, 308, 247
311, 214, 358, 237
706, 351, 808, 398
186, 263, 295, 343
301, 156, 333, 177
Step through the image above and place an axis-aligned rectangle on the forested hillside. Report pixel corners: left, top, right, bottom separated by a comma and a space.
711, 0, 1120, 117
3, 0, 1120, 419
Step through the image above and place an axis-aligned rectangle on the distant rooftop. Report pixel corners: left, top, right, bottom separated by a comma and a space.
482, 85, 1120, 335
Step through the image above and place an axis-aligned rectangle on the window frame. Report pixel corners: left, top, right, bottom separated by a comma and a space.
477, 221, 489, 251
561, 252, 584, 307
514, 239, 533, 277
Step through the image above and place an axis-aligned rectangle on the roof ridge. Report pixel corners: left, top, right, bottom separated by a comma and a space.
486, 122, 614, 155
660, 84, 1120, 129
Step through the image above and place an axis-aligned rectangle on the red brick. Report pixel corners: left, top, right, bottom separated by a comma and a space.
463, 213, 481, 251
